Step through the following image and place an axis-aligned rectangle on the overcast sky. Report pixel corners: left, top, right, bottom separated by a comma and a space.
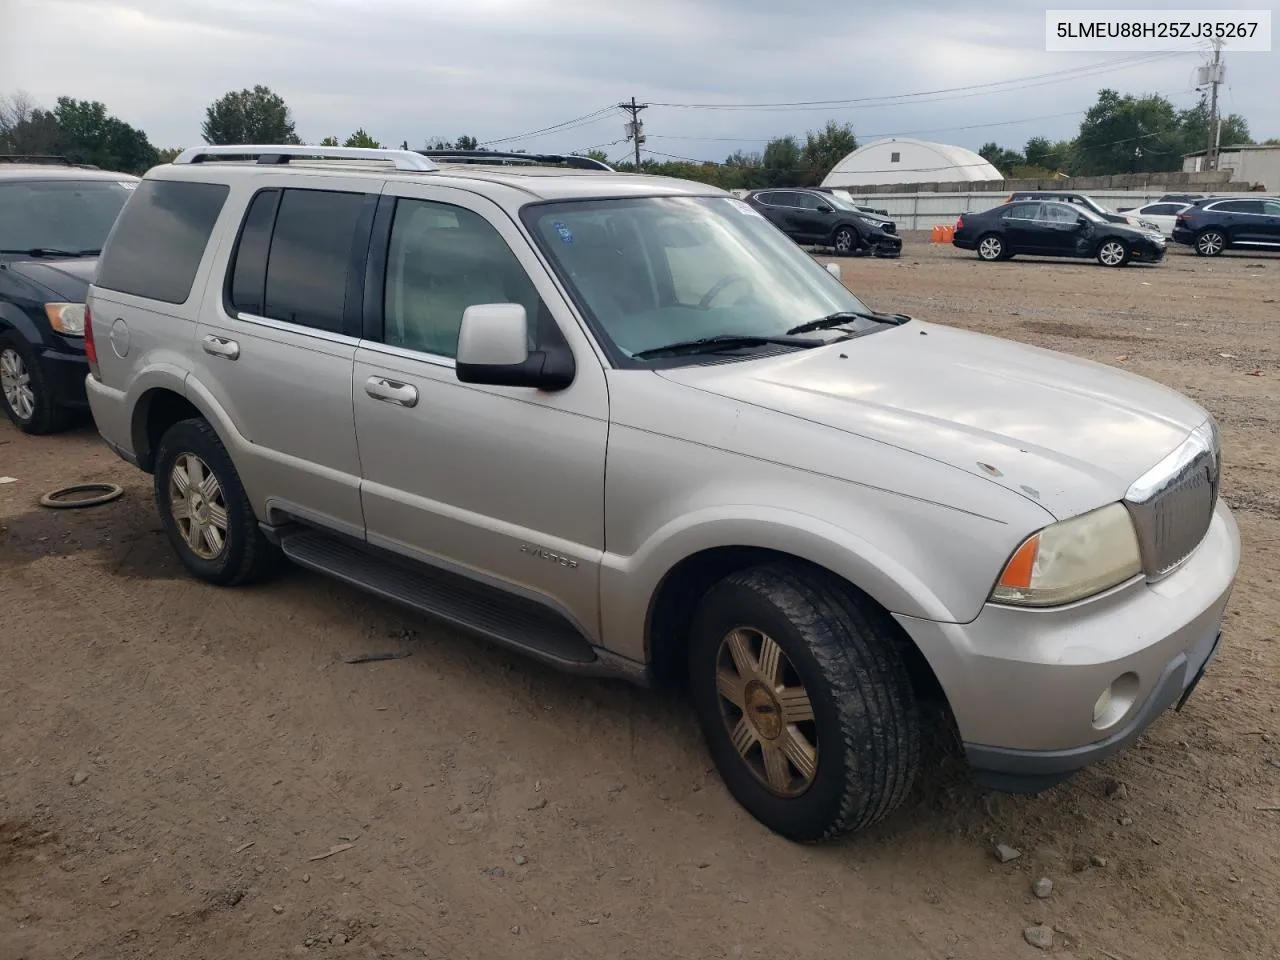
2, 0, 1276, 161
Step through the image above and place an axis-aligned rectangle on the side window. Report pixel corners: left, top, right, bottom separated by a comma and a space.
793, 193, 822, 210
383, 198, 547, 359
1001, 203, 1037, 220
1041, 203, 1076, 223
226, 189, 280, 317
96, 179, 229, 304
262, 188, 367, 333
890, 152, 901, 163
1263, 199, 1280, 216
755, 192, 779, 206
1213, 200, 1263, 214
1145, 203, 1182, 216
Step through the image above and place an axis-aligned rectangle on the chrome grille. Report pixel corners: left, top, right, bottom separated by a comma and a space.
1124, 420, 1219, 578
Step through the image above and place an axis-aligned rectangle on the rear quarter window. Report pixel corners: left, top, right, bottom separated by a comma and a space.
96, 179, 230, 304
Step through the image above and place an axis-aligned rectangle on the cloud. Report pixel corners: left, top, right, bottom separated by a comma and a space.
4, 0, 1273, 159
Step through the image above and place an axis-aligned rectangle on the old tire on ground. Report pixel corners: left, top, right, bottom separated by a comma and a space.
1096, 239, 1129, 267
153, 417, 279, 586
0, 333, 72, 435
688, 563, 921, 843
976, 233, 1005, 261
1195, 229, 1226, 256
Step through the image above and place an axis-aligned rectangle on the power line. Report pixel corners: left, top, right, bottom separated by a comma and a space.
649, 52, 1187, 112
479, 105, 618, 147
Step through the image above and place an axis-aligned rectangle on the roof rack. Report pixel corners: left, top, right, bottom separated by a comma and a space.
417, 149, 614, 172
0, 154, 74, 165
170, 145, 439, 172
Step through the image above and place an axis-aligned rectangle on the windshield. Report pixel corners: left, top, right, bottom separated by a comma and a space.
0, 179, 134, 254
523, 195, 876, 364
823, 191, 862, 212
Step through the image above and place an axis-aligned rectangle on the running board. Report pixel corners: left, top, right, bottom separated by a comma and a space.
277, 528, 621, 677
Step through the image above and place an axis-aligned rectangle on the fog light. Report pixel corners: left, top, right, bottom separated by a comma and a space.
1093, 687, 1112, 724
1092, 672, 1140, 730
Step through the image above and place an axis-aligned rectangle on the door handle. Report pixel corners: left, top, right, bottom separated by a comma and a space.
202, 335, 239, 360
365, 376, 418, 407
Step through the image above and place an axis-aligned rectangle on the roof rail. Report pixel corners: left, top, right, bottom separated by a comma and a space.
417, 149, 614, 172
0, 154, 74, 165
170, 145, 439, 172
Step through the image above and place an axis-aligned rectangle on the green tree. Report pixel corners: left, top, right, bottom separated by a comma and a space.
979, 141, 1025, 176
1022, 136, 1074, 173
319, 135, 340, 146
1074, 88, 1185, 175
343, 128, 381, 148
572, 148, 611, 164
202, 85, 300, 145
156, 146, 183, 163
454, 134, 478, 151
1177, 94, 1252, 155
762, 135, 802, 186
801, 120, 856, 182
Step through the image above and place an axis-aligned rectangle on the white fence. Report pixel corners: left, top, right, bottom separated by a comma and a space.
841, 189, 1208, 231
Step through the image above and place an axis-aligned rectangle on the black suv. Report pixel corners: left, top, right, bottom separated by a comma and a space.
0, 159, 137, 433
743, 188, 902, 257
1171, 195, 1280, 256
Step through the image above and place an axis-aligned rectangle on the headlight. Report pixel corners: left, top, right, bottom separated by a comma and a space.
858, 216, 882, 227
45, 302, 86, 336
990, 502, 1142, 606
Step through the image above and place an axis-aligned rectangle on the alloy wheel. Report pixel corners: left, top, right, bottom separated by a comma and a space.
169, 453, 230, 560
978, 236, 1002, 260
834, 229, 854, 255
1197, 231, 1224, 255
0, 347, 35, 421
1099, 241, 1126, 266
715, 626, 818, 797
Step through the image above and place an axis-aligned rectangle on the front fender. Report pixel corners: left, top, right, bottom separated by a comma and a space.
599, 505, 959, 665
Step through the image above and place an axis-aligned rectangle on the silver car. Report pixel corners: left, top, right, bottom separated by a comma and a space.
84, 145, 1239, 842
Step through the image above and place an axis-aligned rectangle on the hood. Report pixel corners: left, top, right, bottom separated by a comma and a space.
3, 257, 97, 301
656, 321, 1208, 520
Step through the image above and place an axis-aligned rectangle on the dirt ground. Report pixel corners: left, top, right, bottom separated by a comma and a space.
2, 239, 1278, 960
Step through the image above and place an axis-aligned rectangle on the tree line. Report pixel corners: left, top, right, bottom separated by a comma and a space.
3, 84, 1275, 183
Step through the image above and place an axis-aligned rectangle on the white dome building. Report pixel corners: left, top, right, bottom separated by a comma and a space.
821, 137, 1003, 188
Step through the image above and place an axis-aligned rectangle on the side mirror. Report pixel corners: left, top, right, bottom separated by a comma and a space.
454, 303, 574, 391
816, 204, 833, 213
825, 262, 842, 280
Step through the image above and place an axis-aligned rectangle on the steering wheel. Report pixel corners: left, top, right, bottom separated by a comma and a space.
698, 273, 752, 310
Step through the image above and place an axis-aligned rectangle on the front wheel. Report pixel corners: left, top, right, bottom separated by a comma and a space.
688, 564, 921, 842
1096, 239, 1129, 267
832, 226, 858, 257
0, 334, 72, 435
1195, 229, 1226, 256
154, 418, 280, 586
976, 233, 1005, 261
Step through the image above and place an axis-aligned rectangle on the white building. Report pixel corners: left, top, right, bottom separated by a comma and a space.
1182, 144, 1280, 192
821, 137, 1004, 188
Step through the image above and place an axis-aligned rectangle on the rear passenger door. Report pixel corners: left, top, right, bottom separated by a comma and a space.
193, 176, 379, 539
352, 183, 609, 641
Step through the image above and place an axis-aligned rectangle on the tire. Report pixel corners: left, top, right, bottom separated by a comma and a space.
1096, 239, 1129, 267
976, 233, 1005, 261
832, 226, 858, 257
153, 417, 279, 586
1195, 229, 1226, 257
688, 563, 921, 842
0, 333, 72, 435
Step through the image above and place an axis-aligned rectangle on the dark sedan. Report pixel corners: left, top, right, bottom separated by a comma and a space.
0, 161, 138, 433
952, 200, 1166, 267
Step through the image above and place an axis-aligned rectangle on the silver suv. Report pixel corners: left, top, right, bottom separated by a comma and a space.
85, 145, 1240, 842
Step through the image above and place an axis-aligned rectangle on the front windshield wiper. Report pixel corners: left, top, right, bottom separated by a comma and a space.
632, 334, 822, 360
785, 310, 911, 336
0, 247, 101, 258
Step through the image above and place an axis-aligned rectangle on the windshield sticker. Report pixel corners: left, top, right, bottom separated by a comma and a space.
553, 222, 573, 244
725, 198, 763, 217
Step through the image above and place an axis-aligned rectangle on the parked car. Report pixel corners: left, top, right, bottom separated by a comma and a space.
86, 145, 1237, 843
1006, 190, 1161, 234
813, 187, 891, 217
953, 200, 1166, 266
1171, 195, 1280, 256
743, 187, 902, 257
0, 158, 139, 432
1113, 200, 1192, 238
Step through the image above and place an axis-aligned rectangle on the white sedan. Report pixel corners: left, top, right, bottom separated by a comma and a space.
1120, 201, 1192, 238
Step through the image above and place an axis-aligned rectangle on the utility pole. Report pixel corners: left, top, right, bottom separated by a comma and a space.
1202, 39, 1225, 171
620, 97, 647, 170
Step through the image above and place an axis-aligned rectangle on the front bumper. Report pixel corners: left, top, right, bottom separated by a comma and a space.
38, 346, 89, 407
870, 232, 902, 257
895, 499, 1239, 792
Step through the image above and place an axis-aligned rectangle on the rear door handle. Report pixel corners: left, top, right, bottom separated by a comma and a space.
365, 377, 418, 407
202, 335, 239, 360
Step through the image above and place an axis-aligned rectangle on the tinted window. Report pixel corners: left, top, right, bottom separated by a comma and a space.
227, 189, 280, 316
263, 188, 366, 332
1040, 203, 1077, 223
1263, 200, 1280, 216
0, 178, 134, 254
1212, 200, 1263, 214
96, 179, 228, 304
754, 192, 781, 205
384, 199, 547, 359
1143, 203, 1184, 216
793, 193, 823, 210
1001, 203, 1039, 220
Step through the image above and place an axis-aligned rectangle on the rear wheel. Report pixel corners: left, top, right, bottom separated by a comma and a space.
1195, 229, 1226, 256
688, 563, 921, 842
154, 418, 279, 586
976, 233, 1005, 261
1096, 239, 1129, 267
0, 334, 71, 435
